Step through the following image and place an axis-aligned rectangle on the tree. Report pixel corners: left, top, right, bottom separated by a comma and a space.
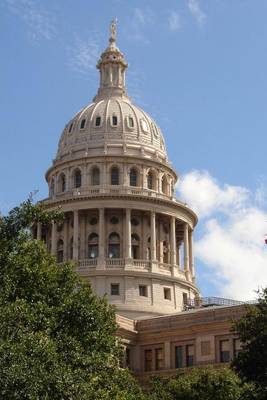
0, 199, 145, 400
148, 367, 255, 400
232, 289, 267, 397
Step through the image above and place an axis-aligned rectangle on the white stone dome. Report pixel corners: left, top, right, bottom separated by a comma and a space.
56, 97, 167, 161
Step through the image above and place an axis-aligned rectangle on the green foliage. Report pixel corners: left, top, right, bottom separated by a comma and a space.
232, 289, 267, 395
148, 367, 255, 400
0, 200, 145, 399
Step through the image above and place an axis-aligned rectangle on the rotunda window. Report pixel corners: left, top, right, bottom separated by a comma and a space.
89, 217, 98, 225
80, 119, 86, 130
129, 168, 138, 187
131, 233, 140, 259
57, 239, 64, 263
111, 115, 118, 126
110, 216, 119, 225
59, 173, 66, 192
88, 233, 99, 259
131, 217, 139, 226
74, 169, 82, 188
128, 116, 134, 128
92, 167, 100, 186
111, 166, 119, 185
147, 171, 154, 190
140, 119, 149, 133
95, 116, 101, 127
108, 232, 120, 258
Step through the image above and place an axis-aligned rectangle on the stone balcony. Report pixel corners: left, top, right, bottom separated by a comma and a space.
76, 258, 189, 281
43, 185, 187, 206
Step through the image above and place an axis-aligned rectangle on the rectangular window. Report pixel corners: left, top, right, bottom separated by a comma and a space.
186, 344, 194, 367
164, 287, 171, 300
80, 119, 86, 129
144, 349, 152, 371
175, 345, 183, 368
139, 285, 148, 297
155, 348, 164, 370
183, 292, 188, 307
128, 116, 134, 128
112, 115, 118, 126
220, 340, 230, 363
95, 116, 101, 127
234, 338, 242, 358
111, 283, 120, 296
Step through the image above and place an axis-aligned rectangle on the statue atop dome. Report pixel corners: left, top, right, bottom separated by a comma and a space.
110, 18, 117, 44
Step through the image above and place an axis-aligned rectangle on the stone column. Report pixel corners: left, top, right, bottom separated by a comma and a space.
170, 216, 177, 268
184, 223, 190, 280
51, 221, 57, 255
73, 210, 79, 260
189, 228, 195, 282
63, 217, 68, 261
98, 208, 105, 269
150, 212, 157, 271
125, 208, 131, 260
37, 222, 42, 240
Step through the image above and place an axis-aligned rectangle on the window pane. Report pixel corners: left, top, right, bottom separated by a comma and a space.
220, 340, 230, 363
129, 116, 134, 128
74, 171, 81, 188
111, 284, 120, 295
147, 174, 153, 189
130, 169, 137, 186
145, 350, 152, 371
139, 285, 147, 297
112, 115, 118, 126
175, 346, 183, 368
108, 244, 120, 258
95, 116, 101, 126
111, 167, 119, 185
80, 119, 86, 129
186, 345, 194, 367
92, 168, 100, 185
155, 348, 164, 370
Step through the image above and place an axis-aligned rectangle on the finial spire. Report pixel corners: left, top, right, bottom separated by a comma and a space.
109, 18, 117, 45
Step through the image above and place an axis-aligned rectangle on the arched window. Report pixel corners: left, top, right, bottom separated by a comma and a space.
111, 166, 119, 185
74, 169, 82, 188
57, 239, 64, 263
162, 175, 168, 195
147, 237, 151, 260
50, 178, 55, 196
92, 167, 100, 186
147, 171, 154, 190
59, 174, 66, 192
131, 234, 140, 259
130, 168, 138, 187
80, 119, 86, 129
88, 233, 99, 259
108, 232, 120, 258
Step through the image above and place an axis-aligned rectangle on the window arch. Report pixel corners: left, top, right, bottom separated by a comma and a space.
147, 171, 155, 190
50, 177, 55, 196
88, 233, 99, 259
131, 233, 140, 259
74, 169, 82, 188
130, 168, 138, 187
57, 239, 64, 263
108, 232, 120, 258
59, 173, 66, 192
111, 166, 119, 185
92, 167, 100, 186
162, 175, 168, 195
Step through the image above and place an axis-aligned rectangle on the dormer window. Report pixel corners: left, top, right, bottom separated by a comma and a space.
80, 119, 86, 129
111, 115, 118, 126
68, 122, 73, 133
128, 116, 134, 128
140, 119, 149, 133
95, 116, 101, 127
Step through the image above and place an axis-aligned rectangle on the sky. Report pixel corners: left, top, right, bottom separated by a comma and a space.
1, 0, 267, 300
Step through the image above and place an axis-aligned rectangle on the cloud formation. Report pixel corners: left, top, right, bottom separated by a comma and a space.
187, 0, 206, 27
5, 0, 55, 41
177, 170, 267, 300
128, 7, 155, 44
168, 11, 182, 32
68, 36, 100, 75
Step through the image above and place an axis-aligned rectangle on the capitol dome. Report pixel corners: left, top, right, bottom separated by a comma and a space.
55, 26, 167, 164
41, 21, 199, 319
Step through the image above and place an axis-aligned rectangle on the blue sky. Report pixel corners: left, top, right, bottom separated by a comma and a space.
1, 0, 267, 299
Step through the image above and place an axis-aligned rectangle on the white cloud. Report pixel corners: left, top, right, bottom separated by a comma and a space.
187, 0, 206, 27
177, 170, 267, 300
168, 11, 182, 32
5, 0, 55, 41
68, 36, 100, 75
128, 7, 155, 44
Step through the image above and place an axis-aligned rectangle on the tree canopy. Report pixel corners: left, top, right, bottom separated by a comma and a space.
232, 289, 267, 398
0, 199, 145, 400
